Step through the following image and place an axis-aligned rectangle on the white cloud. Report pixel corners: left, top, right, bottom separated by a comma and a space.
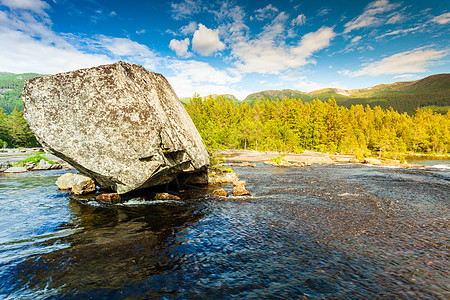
0, 29, 112, 74
192, 24, 225, 56
171, 0, 201, 20
180, 21, 197, 35
165, 59, 245, 98
318, 8, 330, 16
254, 4, 278, 21
351, 36, 362, 43
232, 26, 335, 74
341, 48, 448, 76
291, 14, 306, 26
432, 12, 450, 25
169, 38, 191, 57
0, 2, 161, 73
136, 29, 146, 35
376, 26, 421, 39
344, 0, 399, 33
0, 0, 50, 16
386, 13, 404, 24
394, 74, 419, 80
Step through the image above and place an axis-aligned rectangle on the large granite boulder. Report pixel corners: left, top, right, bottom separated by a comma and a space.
22, 62, 209, 194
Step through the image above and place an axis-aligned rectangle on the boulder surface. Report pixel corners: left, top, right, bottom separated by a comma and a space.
23, 62, 209, 194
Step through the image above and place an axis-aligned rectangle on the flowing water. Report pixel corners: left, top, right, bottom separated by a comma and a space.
0, 160, 449, 299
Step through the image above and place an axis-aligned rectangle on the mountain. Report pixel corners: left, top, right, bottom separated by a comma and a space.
243, 74, 450, 115
0, 72, 44, 114
1, 72, 449, 115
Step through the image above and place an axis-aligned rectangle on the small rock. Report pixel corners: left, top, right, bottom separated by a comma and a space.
70, 174, 96, 195
4, 167, 27, 173
56, 173, 75, 190
362, 158, 382, 165
208, 171, 239, 184
0, 161, 13, 172
349, 158, 360, 163
293, 162, 305, 167
232, 180, 246, 187
240, 162, 256, 167
155, 193, 181, 200
233, 185, 251, 196
24, 162, 37, 171
96, 193, 121, 204
211, 188, 228, 197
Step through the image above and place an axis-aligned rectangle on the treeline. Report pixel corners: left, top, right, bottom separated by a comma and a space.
0, 73, 42, 114
185, 95, 450, 156
0, 107, 39, 148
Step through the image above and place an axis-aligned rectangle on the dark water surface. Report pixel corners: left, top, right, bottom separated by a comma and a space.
0, 161, 449, 299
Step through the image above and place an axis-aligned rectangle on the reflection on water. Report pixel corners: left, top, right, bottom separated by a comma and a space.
0, 162, 449, 298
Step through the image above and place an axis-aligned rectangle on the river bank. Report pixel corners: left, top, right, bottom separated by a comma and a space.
218, 149, 423, 168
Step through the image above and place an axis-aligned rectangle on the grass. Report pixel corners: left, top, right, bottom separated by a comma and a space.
14, 153, 55, 167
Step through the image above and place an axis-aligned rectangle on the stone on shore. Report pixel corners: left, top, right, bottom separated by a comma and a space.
208, 171, 239, 184
362, 158, 382, 165
4, 167, 27, 173
0, 161, 12, 172
56, 173, 96, 194
56, 173, 75, 190
22, 62, 209, 194
70, 174, 96, 195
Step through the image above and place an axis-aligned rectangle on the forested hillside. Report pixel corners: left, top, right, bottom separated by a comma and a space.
0, 72, 43, 114
186, 95, 450, 156
244, 74, 450, 115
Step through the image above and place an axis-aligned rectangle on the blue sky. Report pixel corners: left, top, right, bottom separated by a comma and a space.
0, 0, 449, 99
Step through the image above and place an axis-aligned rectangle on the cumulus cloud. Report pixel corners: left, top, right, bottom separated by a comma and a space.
232, 26, 336, 74
192, 24, 225, 56
432, 12, 450, 25
169, 38, 191, 57
340, 47, 447, 76
344, 0, 399, 33
291, 14, 306, 26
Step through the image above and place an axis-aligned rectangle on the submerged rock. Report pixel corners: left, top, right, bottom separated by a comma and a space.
211, 188, 228, 197
155, 193, 180, 200
233, 185, 251, 197
22, 62, 209, 194
96, 193, 121, 204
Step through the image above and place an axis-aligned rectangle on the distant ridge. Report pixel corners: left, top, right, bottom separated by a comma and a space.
1, 72, 449, 115
242, 74, 450, 115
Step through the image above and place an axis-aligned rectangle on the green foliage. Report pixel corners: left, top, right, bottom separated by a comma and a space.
0, 72, 43, 114
185, 95, 450, 156
14, 153, 55, 167
270, 156, 286, 164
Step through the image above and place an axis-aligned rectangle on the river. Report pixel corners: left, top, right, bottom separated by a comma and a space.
0, 159, 449, 299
